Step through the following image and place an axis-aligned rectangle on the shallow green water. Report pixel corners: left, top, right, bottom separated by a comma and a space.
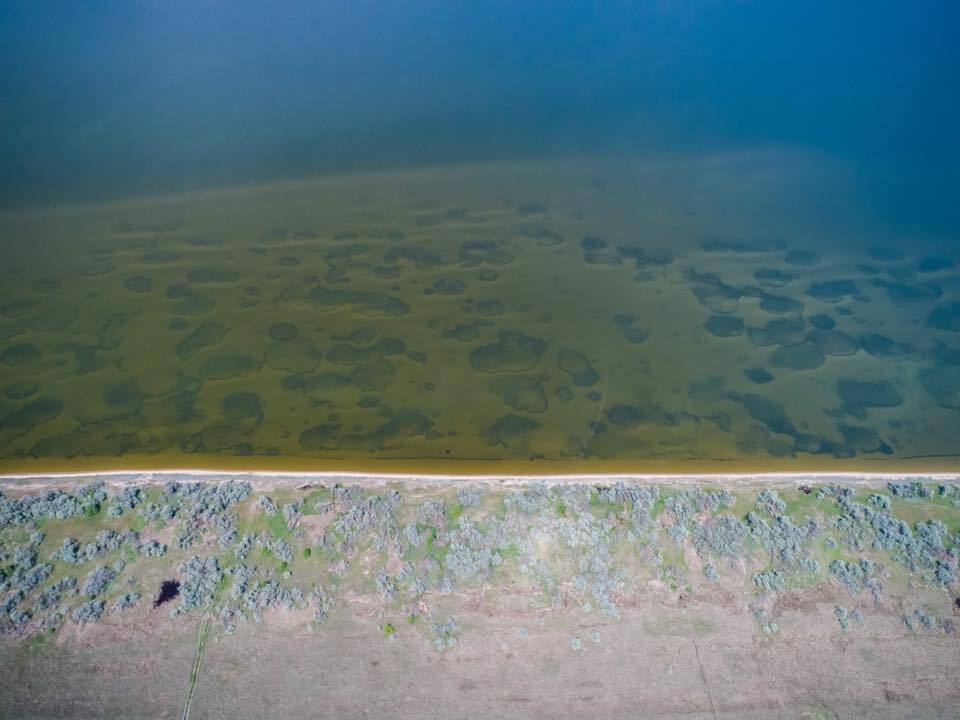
1, 154, 958, 472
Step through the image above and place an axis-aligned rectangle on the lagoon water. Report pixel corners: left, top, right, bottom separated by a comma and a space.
0, 3, 958, 472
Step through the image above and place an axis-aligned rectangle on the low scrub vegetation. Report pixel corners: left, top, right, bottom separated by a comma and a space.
1, 478, 957, 649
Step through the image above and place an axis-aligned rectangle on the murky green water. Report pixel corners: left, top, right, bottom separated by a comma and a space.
1, 153, 958, 472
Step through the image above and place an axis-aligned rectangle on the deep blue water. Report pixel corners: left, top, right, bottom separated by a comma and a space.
1, 1, 958, 234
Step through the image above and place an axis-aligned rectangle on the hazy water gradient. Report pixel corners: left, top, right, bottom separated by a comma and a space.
0, 2, 958, 472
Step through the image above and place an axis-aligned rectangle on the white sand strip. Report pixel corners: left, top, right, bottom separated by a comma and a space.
2, 468, 959, 491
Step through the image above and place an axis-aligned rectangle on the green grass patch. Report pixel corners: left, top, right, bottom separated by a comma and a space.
266, 513, 292, 540
447, 503, 464, 523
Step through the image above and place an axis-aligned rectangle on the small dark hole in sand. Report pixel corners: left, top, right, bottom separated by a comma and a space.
154, 579, 180, 608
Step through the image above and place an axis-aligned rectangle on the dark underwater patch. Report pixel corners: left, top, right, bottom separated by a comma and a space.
704, 315, 745, 337
769, 342, 825, 370
487, 376, 548, 413
471, 331, 547, 373
557, 349, 599, 387
784, 249, 820, 267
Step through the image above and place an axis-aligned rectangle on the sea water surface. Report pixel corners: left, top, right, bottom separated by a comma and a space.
0, 2, 958, 473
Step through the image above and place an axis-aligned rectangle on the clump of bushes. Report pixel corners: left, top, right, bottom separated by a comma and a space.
457, 486, 486, 507
282, 501, 302, 531
829, 559, 876, 595
114, 592, 141, 611
0, 481, 107, 528
755, 490, 786, 516
108, 486, 145, 517
904, 608, 938, 632
72, 599, 105, 624
140, 540, 167, 558
753, 569, 785, 593
887, 482, 932, 501
257, 496, 278, 516
176, 556, 223, 613
81, 563, 122, 598
430, 617, 459, 650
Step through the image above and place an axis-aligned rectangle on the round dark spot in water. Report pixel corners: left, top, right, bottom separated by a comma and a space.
866, 245, 905, 263
558, 349, 599, 387
264, 338, 321, 372
477, 269, 499, 281
837, 379, 903, 418
433, 277, 466, 295
124, 275, 152, 293
422, 287, 435, 296
2, 343, 41, 366
581, 236, 607, 252
171, 295, 215, 316
917, 256, 954, 273
860, 333, 915, 359
374, 265, 400, 279
743, 367, 774, 385
784, 249, 820, 267
82, 262, 116, 276
278, 256, 300, 266
358, 395, 380, 408
423, 382, 435, 391
769, 342, 825, 370
484, 414, 540, 448
613, 313, 634, 328
222, 391, 263, 423
1, 299, 35, 318
806, 279, 860, 303
165, 282, 193, 299
622, 327, 650, 344
753, 268, 794, 288
200, 353, 258, 380
33, 279, 61, 294
376, 337, 406, 355
926, 303, 960, 332
487, 376, 548, 413
809, 314, 835, 330
5, 381, 39, 400
759, 294, 804, 315
587, 391, 602, 402
143, 250, 180, 264
811, 329, 859, 356
174, 321, 228, 360
884, 281, 941, 307
168, 317, 189, 331
188, 267, 240, 283
476, 300, 504, 317
29, 307, 78, 332
471, 331, 547, 373
554, 385, 574, 401
185, 236, 223, 248
704, 315, 745, 338
268, 322, 299, 341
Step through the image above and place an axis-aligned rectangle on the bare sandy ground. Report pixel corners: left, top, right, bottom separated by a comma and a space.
2, 589, 958, 719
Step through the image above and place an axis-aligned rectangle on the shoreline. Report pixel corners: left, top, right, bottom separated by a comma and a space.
2, 467, 958, 492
